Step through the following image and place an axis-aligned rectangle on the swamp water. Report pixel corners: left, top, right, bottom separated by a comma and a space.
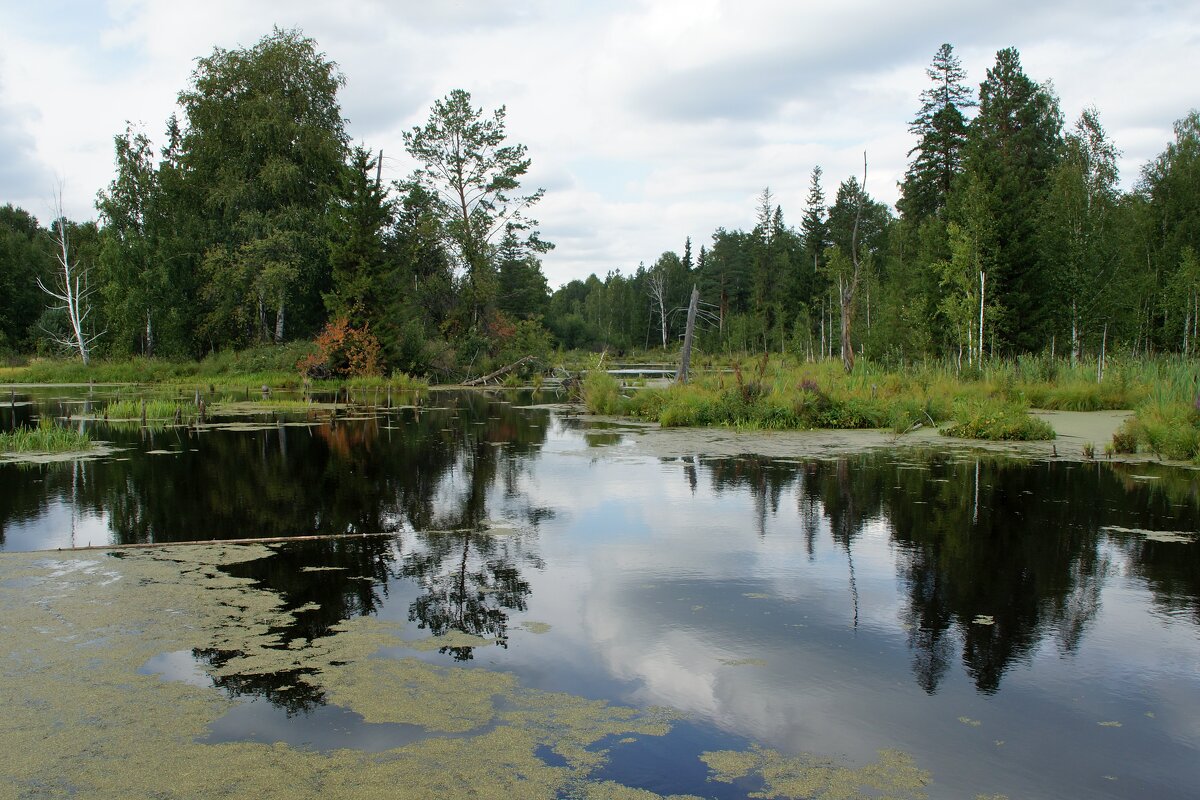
0, 387, 1198, 799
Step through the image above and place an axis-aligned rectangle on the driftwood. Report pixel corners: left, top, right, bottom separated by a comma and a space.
463, 355, 541, 386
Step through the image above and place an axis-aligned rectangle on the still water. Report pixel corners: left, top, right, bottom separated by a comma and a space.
1, 387, 1198, 798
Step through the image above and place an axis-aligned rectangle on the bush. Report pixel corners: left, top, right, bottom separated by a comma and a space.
582, 371, 622, 415
1136, 401, 1200, 460
1111, 418, 1139, 454
299, 317, 382, 378
940, 398, 1056, 441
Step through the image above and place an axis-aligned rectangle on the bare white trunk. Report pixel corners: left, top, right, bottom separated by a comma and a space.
275, 301, 286, 344
145, 309, 154, 357
37, 187, 102, 364
978, 270, 986, 365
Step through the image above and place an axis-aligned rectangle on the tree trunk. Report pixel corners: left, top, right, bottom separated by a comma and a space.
274, 301, 286, 344
839, 276, 855, 374
1070, 298, 1080, 368
676, 285, 700, 384
978, 270, 986, 365
145, 308, 154, 358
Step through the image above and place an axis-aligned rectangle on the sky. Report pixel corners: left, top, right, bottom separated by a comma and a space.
1, 0, 1197, 288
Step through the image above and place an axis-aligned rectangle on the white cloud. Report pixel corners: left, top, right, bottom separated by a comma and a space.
0, 0, 1196, 286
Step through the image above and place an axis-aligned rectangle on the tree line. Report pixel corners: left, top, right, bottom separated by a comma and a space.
1, 33, 1197, 374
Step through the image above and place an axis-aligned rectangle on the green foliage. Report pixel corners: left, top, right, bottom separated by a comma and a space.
1134, 401, 1200, 460
103, 398, 183, 420
940, 398, 1056, 441
1110, 418, 1140, 454
582, 371, 622, 415
0, 417, 91, 453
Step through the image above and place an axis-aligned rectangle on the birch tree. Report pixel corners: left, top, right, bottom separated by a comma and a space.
38, 187, 103, 363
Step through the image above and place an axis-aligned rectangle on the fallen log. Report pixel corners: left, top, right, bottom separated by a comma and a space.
463, 355, 541, 386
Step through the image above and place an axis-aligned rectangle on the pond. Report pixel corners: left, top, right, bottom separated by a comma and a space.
1, 386, 1198, 798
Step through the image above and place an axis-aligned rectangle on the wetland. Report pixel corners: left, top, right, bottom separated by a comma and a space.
1, 385, 1198, 798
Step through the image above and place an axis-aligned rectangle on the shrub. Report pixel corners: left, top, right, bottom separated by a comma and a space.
299, 317, 382, 378
940, 398, 1056, 441
1111, 418, 1139, 454
582, 371, 622, 415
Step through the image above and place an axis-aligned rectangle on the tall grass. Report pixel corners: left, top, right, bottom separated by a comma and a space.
3, 342, 427, 391
588, 355, 1070, 440
0, 417, 91, 453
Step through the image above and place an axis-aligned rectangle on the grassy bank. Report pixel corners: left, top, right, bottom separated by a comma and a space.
582, 354, 1192, 443
0, 418, 92, 454
1, 344, 427, 392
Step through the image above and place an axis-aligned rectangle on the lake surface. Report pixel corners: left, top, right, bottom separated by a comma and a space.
1, 386, 1199, 798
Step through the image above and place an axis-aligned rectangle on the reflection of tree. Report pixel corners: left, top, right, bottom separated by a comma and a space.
402, 530, 532, 660
1, 389, 552, 711
687, 450, 1200, 697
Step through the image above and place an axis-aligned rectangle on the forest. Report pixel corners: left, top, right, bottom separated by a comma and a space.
1, 30, 1198, 379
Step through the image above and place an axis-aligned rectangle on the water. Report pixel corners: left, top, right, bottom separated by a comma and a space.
2, 386, 1199, 798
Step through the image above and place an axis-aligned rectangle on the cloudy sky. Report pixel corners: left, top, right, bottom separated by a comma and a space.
1, 0, 1196, 287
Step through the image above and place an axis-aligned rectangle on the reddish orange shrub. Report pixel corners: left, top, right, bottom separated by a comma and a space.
299, 317, 383, 378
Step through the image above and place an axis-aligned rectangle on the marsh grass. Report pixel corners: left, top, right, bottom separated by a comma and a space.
5, 344, 427, 392
104, 398, 183, 419
592, 356, 1072, 440
0, 417, 92, 453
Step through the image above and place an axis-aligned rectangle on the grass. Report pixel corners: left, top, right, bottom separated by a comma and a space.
586, 355, 1081, 440
0, 417, 92, 453
3, 343, 428, 392
103, 398, 185, 419
939, 398, 1056, 441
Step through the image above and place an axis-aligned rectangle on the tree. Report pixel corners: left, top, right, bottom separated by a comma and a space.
960, 47, 1062, 352
1139, 110, 1200, 351
1039, 108, 1121, 363
326, 145, 393, 327
38, 187, 103, 363
403, 89, 550, 330
96, 123, 178, 356
800, 167, 831, 355
900, 44, 975, 222
0, 205, 51, 353
179, 27, 348, 348
825, 157, 873, 373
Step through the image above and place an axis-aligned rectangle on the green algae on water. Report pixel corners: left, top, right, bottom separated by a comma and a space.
701, 744, 931, 800
0, 545, 688, 799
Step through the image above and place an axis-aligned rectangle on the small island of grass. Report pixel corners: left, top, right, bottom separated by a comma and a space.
0, 418, 92, 454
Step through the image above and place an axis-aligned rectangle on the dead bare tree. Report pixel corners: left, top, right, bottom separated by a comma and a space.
646, 268, 669, 349
37, 186, 103, 364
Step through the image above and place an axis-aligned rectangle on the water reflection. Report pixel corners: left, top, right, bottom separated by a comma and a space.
2, 389, 1199, 708
684, 452, 1199, 695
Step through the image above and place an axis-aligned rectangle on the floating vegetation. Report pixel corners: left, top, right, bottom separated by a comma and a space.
521, 621, 552, 634
958, 717, 983, 727
972, 615, 996, 625
0, 546, 694, 799
103, 397, 183, 420
701, 744, 930, 800
1100, 525, 1196, 544
742, 592, 770, 599
0, 416, 92, 454
1098, 721, 1123, 727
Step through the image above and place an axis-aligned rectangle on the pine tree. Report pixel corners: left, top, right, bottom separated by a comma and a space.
960, 47, 1062, 352
900, 44, 975, 223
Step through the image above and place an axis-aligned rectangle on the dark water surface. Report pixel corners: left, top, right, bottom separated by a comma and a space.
2, 386, 1199, 798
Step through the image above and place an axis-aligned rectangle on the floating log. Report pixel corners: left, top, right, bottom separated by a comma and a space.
53, 531, 398, 552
